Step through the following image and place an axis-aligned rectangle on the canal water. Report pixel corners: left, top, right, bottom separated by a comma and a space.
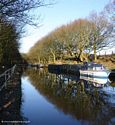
20, 68, 115, 125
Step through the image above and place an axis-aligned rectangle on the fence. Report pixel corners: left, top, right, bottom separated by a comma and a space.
0, 65, 16, 91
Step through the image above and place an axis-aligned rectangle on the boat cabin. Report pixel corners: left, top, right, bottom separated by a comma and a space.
83, 62, 105, 70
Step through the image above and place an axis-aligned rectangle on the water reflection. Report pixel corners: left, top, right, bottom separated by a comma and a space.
25, 68, 115, 125
0, 74, 26, 124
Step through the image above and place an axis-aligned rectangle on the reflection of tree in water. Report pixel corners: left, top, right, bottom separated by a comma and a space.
26, 69, 115, 125
0, 72, 26, 124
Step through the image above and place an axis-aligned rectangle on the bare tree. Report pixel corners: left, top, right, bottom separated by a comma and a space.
104, 0, 115, 47
0, 0, 54, 66
88, 11, 114, 61
104, 0, 115, 21
0, 0, 53, 26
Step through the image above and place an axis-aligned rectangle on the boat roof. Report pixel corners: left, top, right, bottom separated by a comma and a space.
84, 62, 103, 67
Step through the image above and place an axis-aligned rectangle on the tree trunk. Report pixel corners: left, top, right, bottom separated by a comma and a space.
50, 49, 56, 63
79, 48, 83, 62
93, 44, 97, 61
38, 58, 41, 63
53, 53, 56, 63
75, 49, 83, 62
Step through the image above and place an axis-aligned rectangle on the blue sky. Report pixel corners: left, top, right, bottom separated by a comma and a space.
20, 0, 111, 53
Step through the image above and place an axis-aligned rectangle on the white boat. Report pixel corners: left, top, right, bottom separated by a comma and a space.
80, 62, 110, 84
80, 74, 109, 84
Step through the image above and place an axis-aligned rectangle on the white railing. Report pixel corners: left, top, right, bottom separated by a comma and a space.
0, 65, 16, 91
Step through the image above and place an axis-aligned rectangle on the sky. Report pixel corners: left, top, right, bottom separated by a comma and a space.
19, 0, 112, 53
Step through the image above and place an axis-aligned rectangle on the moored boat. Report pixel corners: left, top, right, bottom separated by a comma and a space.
80, 62, 110, 84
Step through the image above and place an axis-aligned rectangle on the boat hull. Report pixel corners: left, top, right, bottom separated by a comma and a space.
80, 70, 110, 84
80, 70, 109, 78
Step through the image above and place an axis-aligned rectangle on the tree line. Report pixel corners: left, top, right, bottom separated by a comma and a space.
0, 0, 52, 69
0, 19, 21, 67
28, 0, 114, 64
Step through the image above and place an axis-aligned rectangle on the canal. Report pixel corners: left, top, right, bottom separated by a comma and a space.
0, 67, 115, 125
21, 68, 115, 125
